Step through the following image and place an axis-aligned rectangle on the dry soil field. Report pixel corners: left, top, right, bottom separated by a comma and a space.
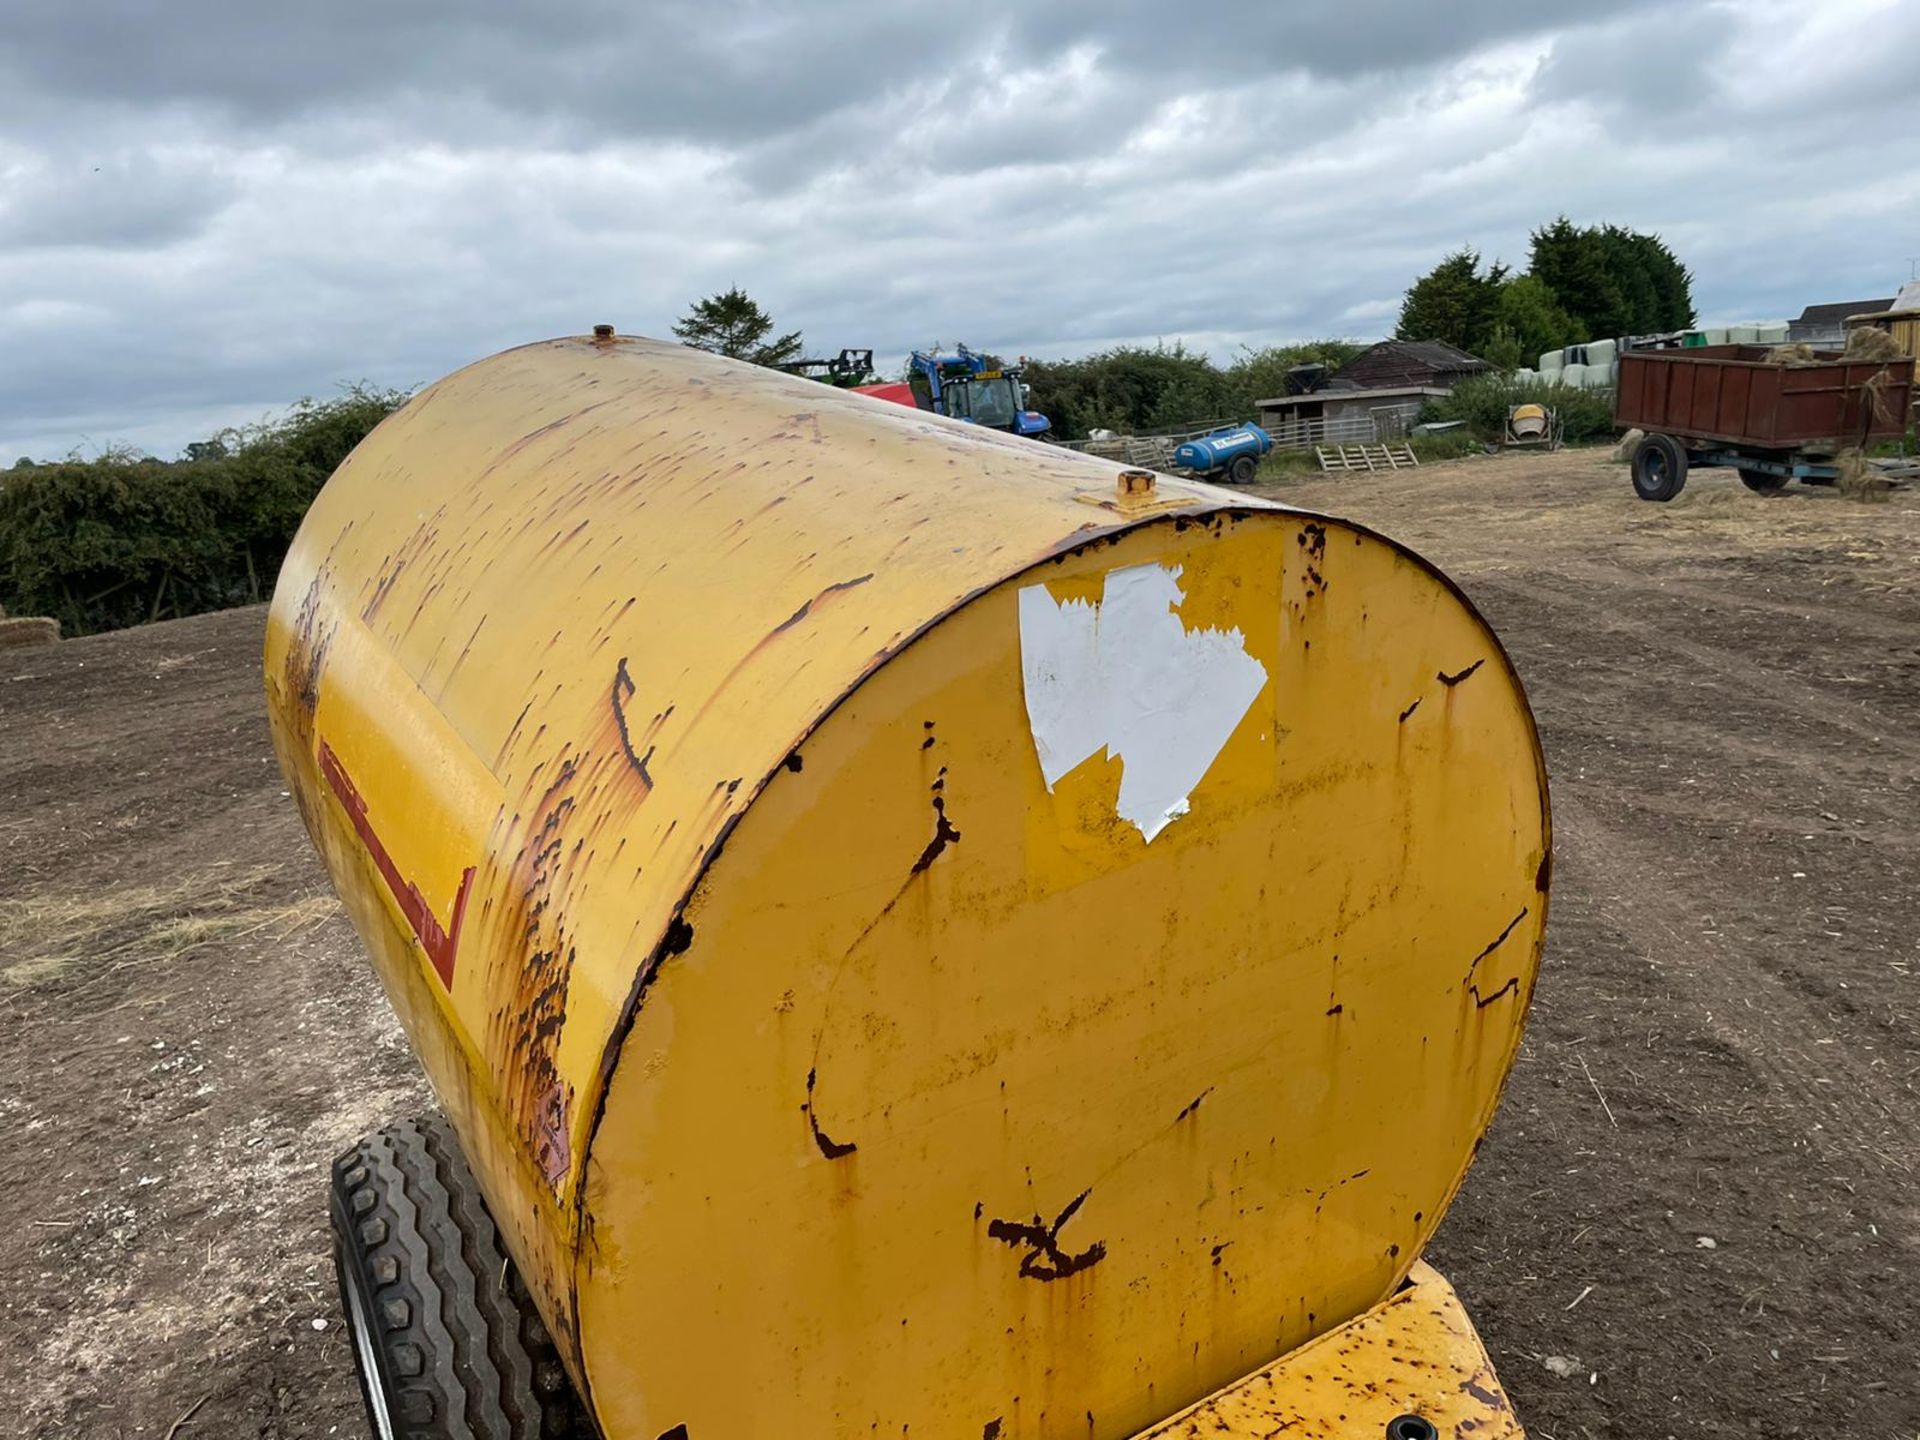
2, 447, 1916, 1439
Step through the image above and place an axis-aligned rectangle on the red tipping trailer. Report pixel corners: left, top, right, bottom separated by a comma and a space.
1614, 345, 1914, 500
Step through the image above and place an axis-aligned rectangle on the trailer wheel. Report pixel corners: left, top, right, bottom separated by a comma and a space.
329, 1115, 592, 1440
1630, 434, 1688, 502
1229, 453, 1260, 486
1738, 467, 1789, 494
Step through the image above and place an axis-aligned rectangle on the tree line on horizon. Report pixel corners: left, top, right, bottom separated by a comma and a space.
1395, 217, 1695, 368
4, 230, 1690, 636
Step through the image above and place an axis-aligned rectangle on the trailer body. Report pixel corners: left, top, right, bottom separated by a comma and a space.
1615, 345, 1912, 452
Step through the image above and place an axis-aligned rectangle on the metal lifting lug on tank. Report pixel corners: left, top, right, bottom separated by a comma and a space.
267, 324, 1553, 1440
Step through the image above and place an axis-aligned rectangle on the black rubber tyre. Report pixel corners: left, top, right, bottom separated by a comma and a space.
1739, 467, 1790, 494
329, 1115, 594, 1440
1630, 433, 1688, 501
1228, 453, 1259, 485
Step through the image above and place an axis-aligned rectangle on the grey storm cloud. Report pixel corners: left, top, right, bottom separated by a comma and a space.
1, 0, 1917, 459
4, 1, 1653, 140
0, 152, 236, 250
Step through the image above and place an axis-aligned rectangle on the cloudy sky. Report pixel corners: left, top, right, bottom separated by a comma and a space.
3, 0, 1916, 459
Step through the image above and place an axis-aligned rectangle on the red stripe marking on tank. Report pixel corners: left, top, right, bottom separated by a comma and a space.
317, 739, 474, 988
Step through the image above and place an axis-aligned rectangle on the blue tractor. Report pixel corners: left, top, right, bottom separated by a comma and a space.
908, 344, 1051, 438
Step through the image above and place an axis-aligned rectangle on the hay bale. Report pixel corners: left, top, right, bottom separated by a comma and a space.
1764, 343, 1820, 365
1844, 327, 1905, 363
0, 617, 60, 650
1611, 427, 1645, 462
1833, 449, 1893, 503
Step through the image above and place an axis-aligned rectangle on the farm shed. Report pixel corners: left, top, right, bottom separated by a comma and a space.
1254, 341, 1488, 446
1788, 298, 1895, 348
1329, 339, 1490, 391
1254, 384, 1452, 444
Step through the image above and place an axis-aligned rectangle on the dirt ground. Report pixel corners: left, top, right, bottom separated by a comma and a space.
2, 447, 1916, 1439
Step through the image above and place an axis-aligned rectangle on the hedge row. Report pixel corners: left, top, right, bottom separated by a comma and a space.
0, 387, 408, 635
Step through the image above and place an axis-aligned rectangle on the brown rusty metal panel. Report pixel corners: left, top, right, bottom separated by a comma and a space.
1744, 363, 1775, 440
1615, 347, 1914, 449
1671, 359, 1698, 432
1728, 359, 1758, 433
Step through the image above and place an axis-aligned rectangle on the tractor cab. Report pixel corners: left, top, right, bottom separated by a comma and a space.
911, 345, 1051, 437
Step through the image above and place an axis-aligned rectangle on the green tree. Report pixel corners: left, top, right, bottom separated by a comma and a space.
1529, 217, 1627, 339
1528, 218, 1693, 340
671, 287, 804, 367
1489, 275, 1580, 367
1395, 249, 1507, 351
1625, 229, 1695, 331
1477, 322, 1526, 372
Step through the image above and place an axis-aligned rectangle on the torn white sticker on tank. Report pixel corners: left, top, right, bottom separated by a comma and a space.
1018, 562, 1268, 842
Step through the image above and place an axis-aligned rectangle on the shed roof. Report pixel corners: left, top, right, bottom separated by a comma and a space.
1332, 340, 1489, 390
1793, 299, 1895, 328
1256, 384, 1452, 410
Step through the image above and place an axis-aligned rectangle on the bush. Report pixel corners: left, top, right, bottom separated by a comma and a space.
1023, 339, 1365, 441
0, 386, 408, 635
1023, 343, 1235, 440
1418, 373, 1618, 444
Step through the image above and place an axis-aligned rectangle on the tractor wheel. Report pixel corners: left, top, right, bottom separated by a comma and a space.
329, 1115, 592, 1440
1630, 434, 1688, 502
1738, 467, 1790, 494
1228, 453, 1260, 486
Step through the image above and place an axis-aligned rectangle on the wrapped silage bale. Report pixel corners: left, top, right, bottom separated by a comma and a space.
1729, 325, 1760, 344
1585, 338, 1618, 367
1756, 322, 1788, 344
1514, 367, 1537, 384
1560, 362, 1589, 388
1538, 350, 1565, 373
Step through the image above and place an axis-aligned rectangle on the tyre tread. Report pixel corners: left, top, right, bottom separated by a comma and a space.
329, 1116, 593, 1439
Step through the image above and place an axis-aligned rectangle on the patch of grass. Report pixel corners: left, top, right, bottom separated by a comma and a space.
1410, 432, 1485, 463
1253, 449, 1326, 481
0, 865, 338, 988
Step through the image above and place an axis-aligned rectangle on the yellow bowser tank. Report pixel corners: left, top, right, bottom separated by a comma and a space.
266, 331, 1549, 1439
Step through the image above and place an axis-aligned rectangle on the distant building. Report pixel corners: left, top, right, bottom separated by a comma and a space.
1327, 340, 1490, 391
1787, 299, 1894, 348
1255, 340, 1488, 442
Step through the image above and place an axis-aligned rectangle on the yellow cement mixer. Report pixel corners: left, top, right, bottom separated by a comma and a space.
266, 331, 1550, 1440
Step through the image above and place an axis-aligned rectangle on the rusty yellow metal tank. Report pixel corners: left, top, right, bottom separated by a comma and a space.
267, 332, 1549, 1439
